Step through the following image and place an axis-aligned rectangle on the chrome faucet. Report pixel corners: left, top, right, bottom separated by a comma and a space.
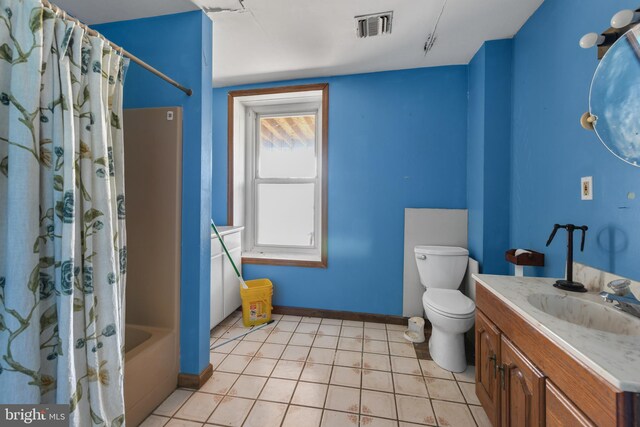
600, 279, 640, 318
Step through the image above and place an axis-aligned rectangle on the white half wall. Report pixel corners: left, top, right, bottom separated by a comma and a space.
403, 208, 468, 317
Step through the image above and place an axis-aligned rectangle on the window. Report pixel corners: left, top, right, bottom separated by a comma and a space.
228, 84, 328, 267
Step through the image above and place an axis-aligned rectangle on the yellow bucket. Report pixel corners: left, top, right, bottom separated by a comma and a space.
241, 279, 273, 327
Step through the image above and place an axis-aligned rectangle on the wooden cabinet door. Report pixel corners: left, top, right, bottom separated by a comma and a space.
476, 311, 502, 427
500, 336, 545, 427
545, 381, 595, 427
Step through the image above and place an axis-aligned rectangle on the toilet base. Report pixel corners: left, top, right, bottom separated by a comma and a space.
428, 327, 467, 373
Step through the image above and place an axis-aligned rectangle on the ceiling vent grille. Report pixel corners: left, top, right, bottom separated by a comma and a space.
355, 12, 393, 38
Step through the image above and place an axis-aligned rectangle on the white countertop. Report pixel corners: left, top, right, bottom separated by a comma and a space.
473, 274, 640, 393
211, 225, 244, 239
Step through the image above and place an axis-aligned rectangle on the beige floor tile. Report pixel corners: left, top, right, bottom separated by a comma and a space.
338, 337, 363, 352
243, 400, 288, 427
394, 373, 429, 397
212, 339, 238, 354
266, 331, 293, 345
271, 360, 304, 380
217, 354, 252, 374
296, 322, 320, 334
330, 366, 362, 388
153, 389, 193, 417
342, 320, 364, 328
280, 315, 302, 322
282, 405, 323, 427
321, 318, 342, 326
321, 410, 359, 427
387, 330, 409, 343
289, 332, 316, 346
341, 326, 364, 339
301, 316, 323, 324
274, 321, 298, 332
386, 324, 406, 331
325, 385, 361, 413
242, 329, 270, 343
360, 416, 399, 427
425, 378, 464, 403
243, 357, 277, 377
364, 339, 389, 355
230, 341, 261, 357
300, 362, 333, 383
360, 390, 397, 419
211, 325, 229, 338
164, 419, 202, 427
459, 381, 480, 405
200, 372, 239, 395
419, 359, 454, 380
390, 356, 423, 376
432, 400, 476, 427
454, 365, 476, 383
281, 345, 310, 362
220, 327, 247, 340
334, 350, 362, 368
364, 322, 387, 330
363, 328, 388, 340
258, 378, 297, 403
362, 369, 394, 392
363, 353, 391, 371
313, 334, 339, 349
255, 343, 286, 359
317, 324, 341, 336
308, 348, 336, 365
209, 352, 226, 371
291, 381, 328, 408
174, 392, 222, 422
389, 342, 416, 358
139, 415, 170, 427
399, 423, 431, 427
395, 395, 436, 425
227, 375, 267, 399
206, 396, 254, 426
470, 405, 492, 427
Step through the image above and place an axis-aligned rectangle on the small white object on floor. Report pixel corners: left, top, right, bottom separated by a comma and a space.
404, 316, 425, 343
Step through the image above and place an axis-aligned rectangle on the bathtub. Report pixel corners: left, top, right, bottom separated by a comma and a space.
124, 324, 179, 426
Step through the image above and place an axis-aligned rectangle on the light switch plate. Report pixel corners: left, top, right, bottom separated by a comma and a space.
581, 176, 593, 200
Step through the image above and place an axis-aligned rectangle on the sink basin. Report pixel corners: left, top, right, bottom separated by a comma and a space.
527, 293, 640, 336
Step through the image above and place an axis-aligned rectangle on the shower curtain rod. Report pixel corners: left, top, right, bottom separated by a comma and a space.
41, 0, 193, 96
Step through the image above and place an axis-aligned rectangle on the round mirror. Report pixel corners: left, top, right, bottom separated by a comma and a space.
590, 26, 640, 167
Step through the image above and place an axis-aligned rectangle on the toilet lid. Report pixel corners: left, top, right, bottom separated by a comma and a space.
424, 289, 475, 318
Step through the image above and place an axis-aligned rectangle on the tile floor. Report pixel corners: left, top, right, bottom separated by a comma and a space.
140, 312, 491, 427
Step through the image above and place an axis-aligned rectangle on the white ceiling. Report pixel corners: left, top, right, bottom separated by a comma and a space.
53, 0, 544, 88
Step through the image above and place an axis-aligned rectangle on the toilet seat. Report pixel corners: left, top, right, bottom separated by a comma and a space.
424, 289, 475, 319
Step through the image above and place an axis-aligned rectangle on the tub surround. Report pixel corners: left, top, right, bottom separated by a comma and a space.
474, 273, 639, 426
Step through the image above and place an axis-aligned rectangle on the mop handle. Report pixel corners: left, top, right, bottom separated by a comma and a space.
210, 219, 245, 285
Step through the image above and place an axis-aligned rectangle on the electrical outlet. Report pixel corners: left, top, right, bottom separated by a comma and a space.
166, 111, 174, 121
581, 176, 593, 200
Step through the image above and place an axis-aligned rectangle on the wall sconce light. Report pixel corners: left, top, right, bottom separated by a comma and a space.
611, 9, 640, 29
579, 32, 606, 49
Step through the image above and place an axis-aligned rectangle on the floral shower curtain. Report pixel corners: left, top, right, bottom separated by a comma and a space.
0, 1, 128, 425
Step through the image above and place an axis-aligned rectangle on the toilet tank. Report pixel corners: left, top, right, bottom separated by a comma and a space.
414, 246, 469, 290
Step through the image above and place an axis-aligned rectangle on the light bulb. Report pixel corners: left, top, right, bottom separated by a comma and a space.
579, 32, 605, 49
611, 9, 640, 29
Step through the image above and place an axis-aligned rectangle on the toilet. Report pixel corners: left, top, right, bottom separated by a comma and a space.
414, 245, 475, 373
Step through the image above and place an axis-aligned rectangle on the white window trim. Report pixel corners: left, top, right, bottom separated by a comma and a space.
231, 89, 326, 264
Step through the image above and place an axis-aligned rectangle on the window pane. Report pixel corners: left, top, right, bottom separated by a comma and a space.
257, 183, 315, 247
258, 115, 317, 178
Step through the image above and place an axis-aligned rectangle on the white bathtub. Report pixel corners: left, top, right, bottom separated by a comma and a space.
124, 324, 178, 426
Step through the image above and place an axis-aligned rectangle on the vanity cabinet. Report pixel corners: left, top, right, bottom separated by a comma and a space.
475, 281, 637, 427
210, 227, 243, 329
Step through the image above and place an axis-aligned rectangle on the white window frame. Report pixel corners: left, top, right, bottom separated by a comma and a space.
229, 86, 327, 267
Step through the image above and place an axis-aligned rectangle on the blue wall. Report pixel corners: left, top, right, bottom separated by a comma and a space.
96, 11, 213, 376
510, 0, 640, 280
213, 68, 468, 315
467, 40, 513, 275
